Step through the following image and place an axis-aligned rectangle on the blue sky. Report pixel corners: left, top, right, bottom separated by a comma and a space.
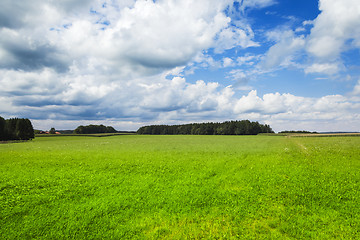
0, 0, 359, 132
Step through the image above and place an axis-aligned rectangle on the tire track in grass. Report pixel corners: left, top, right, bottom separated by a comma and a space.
292, 139, 309, 155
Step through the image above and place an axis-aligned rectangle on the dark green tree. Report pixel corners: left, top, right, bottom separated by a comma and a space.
74, 124, 117, 134
49, 128, 56, 134
137, 120, 274, 135
0, 117, 35, 141
24, 119, 35, 139
6, 118, 19, 140
16, 119, 28, 140
0, 116, 6, 141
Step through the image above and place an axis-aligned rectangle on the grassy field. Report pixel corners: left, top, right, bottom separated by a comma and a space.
1, 135, 359, 239
35, 132, 135, 137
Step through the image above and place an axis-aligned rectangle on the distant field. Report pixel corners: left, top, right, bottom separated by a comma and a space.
289, 133, 360, 137
1, 135, 359, 239
35, 133, 135, 137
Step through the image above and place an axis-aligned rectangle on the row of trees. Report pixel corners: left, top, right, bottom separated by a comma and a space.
279, 130, 317, 134
74, 124, 117, 134
0, 116, 34, 141
137, 120, 273, 135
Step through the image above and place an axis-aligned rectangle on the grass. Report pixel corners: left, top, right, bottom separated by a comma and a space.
35, 132, 135, 137
1, 135, 359, 239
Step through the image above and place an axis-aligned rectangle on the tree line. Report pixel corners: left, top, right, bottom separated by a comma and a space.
0, 116, 35, 141
73, 124, 117, 134
137, 120, 274, 135
278, 130, 317, 134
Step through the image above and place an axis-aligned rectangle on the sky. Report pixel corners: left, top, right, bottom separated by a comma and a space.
0, 0, 360, 132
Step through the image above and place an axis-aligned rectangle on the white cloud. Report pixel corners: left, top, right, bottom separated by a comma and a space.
11, 0, 269, 86
350, 79, 360, 100
2, 66, 358, 132
258, 0, 360, 76
233, 90, 360, 132
0, 68, 64, 96
223, 57, 235, 67
313, 95, 353, 112
107, 0, 231, 68
306, 0, 360, 59
0, 0, 250, 76
0, 0, 359, 133
305, 63, 341, 75
237, 54, 260, 66
240, 0, 277, 11
354, 80, 360, 95
235, 90, 296, 114
295, 27, 306, 33
214, 26, 259, 53
229, 69, 247, 80
261, 30, 305, 69
303, 20, 314, 26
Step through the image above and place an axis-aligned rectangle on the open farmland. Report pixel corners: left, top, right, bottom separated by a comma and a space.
1, 135, 359, 239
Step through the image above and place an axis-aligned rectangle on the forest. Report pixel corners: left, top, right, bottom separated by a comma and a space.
137, 120, 274, 135
0, 116, 34, 141
73, 124, 117, 134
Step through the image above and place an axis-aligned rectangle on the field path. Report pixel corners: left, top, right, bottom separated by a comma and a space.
292, 140, 309, 154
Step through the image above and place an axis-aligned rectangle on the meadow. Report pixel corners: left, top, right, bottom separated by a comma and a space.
1, 135, 359, 239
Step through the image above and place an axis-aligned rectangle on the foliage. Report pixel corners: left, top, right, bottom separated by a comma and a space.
279, 130, 317, 134
137, 120, 274, 135
0, 116, 6, 140
49, 128, 56, 134
1, 135, 359, 239
73, 124, 117, 134
57, 130, 74, 134
34, 130, 42, 134
0, 116, 34, 141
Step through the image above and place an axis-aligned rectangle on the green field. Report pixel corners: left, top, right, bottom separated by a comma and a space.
1, 135, 359, 239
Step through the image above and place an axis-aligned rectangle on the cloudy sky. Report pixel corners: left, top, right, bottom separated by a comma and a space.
1, 0, 360, 132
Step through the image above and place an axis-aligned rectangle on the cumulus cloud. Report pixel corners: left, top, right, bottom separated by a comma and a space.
237, 54, 260, 66
350, 79, 360, 100
0, 68, 64, 96
214, 26, 259, 53
106, 0, 231, 69
223, 57, 235, 67
235, 90, 301, 114
258, 0, 360, 76
261, 30, 305, 69
301, 0, 360, 78
306, 0, 360, 60
0, 28, 69, 72
305, 62, 341, 75
1, 0, 359, 133
0, 0, 245, 74
239, 0, 277, 11
4, 0, 275, 82
2, 64, 359, 132
233, 90, 360, 132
